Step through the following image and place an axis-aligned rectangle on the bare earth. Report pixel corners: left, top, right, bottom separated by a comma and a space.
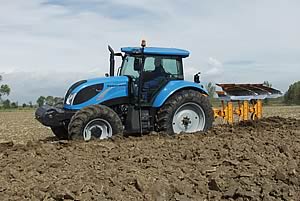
0, 106, 299, 200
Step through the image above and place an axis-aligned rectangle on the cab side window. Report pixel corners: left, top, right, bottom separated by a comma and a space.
144, 57, 155, 72
143, 56, 183, 79
162, 58, 183, 79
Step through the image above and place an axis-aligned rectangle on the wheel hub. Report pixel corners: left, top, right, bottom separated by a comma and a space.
90, 126, 103, 138
83, 118, 113, 141
182, 116, 191, 128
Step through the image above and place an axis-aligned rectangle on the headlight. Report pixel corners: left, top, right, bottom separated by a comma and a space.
66, 93, 77, 105
64, 80, 87, 104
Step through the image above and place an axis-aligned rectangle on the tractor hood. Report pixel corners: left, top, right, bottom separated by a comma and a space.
64, 76, 129, 110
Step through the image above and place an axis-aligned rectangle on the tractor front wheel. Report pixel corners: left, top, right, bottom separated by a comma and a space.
157, 90, 214, 134
68, 105, 123, 141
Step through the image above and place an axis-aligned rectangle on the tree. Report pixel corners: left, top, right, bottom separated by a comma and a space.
206, 82, 216, 98
45, 96, 55, 106
0, 84, 10, 100
29, 101, 33, 108
54, 97, 63, 105
284, 81, 300, 105
263, 81, 272, 105
263, 81, 272, 88
37, 96, 46, 107
11, 102, 18, 108
0, 75, 11, 100
37, 96, 63, 107
22, 103, 27, 108
2, 99, 10, 109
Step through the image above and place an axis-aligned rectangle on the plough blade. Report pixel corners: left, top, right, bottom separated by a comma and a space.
215, 83, 282, 101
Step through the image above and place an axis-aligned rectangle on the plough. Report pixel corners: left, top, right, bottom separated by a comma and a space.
213, 84, 282, 124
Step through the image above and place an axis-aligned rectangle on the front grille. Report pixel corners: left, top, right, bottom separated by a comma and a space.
73, 84, 103, 105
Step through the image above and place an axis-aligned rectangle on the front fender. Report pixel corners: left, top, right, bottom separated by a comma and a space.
152, 80, 208, 108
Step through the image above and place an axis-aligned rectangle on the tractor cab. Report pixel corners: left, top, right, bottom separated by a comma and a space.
117, 45, 189, 104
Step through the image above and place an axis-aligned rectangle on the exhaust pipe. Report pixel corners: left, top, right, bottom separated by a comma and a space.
108, 45, 115, 76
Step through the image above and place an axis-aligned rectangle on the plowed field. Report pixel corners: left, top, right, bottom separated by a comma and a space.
0, 106, 300, 200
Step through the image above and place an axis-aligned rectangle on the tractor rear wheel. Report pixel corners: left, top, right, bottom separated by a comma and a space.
51, 126, 69, 140
68, 105, 123, 141
157, 90, 214, 134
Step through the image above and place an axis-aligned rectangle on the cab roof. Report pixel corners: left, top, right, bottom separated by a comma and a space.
121, 47, 190, 58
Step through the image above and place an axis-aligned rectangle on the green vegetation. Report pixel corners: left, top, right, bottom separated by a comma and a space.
205, 82, 220, 107
0, 74, 34, 110
263, 81, 272, 105
284, 81, 300, 105
0, 75, 13, 109
206, 82, 216, 98
37, 96, 46, 107
0, 75, 11, 101
36, 96, 63, 107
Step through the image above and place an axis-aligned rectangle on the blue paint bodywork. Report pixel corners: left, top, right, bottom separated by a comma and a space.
63, 46, 207, 110
64, 77, 207, 110
121, 47, 190, 58
64, 76, 129, 110
152, 80, 208, 108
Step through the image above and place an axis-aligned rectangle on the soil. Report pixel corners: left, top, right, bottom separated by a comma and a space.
0, 112, 299, 200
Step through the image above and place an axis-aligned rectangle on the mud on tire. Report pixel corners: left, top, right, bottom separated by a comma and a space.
68, 105, 123, 141
157, 90, 214, 134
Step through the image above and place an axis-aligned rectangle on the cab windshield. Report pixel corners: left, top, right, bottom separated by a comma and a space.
120, 56, 139, 78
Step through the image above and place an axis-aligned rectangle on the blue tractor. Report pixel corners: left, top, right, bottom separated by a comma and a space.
35, 41, 214, 140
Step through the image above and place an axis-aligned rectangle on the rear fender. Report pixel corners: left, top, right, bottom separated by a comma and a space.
152, 80, 208, 108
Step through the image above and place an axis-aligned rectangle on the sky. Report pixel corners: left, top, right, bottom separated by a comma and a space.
0, 0, 299, 103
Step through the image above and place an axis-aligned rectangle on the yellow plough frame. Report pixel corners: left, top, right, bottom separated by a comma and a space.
213, 84, 282, 124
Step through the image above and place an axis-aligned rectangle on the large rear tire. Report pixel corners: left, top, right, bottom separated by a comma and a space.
157, 90, 214, 134
51, 126, 69, 140
68, 105, 123, 141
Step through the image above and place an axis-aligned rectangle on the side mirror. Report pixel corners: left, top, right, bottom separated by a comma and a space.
134, 58, 142, 71
194, 72, 201, 83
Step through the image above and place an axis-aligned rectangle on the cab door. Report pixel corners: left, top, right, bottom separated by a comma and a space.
141, 56, 183, 103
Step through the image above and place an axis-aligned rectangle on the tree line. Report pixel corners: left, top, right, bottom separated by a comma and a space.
1, 74, 300, 108
36, 96, 63, 107
0, 75, 14, 109
284, 81, 300, 105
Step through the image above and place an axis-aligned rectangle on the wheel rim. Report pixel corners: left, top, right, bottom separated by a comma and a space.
172, 102, 206, 134
83, 118, 113, 141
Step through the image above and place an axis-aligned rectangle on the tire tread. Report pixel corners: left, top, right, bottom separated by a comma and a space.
68, 105, 123, 140
156, 90, 214, 134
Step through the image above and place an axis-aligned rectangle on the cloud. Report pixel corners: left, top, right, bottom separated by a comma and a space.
43, 0, 158, 20
224, 60, 256, 66
0, 0, 300, 102
205, 57, 223, 77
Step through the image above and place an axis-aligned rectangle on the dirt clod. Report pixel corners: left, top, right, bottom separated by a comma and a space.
0, 110, 300, 200
208, 178, 221, 191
